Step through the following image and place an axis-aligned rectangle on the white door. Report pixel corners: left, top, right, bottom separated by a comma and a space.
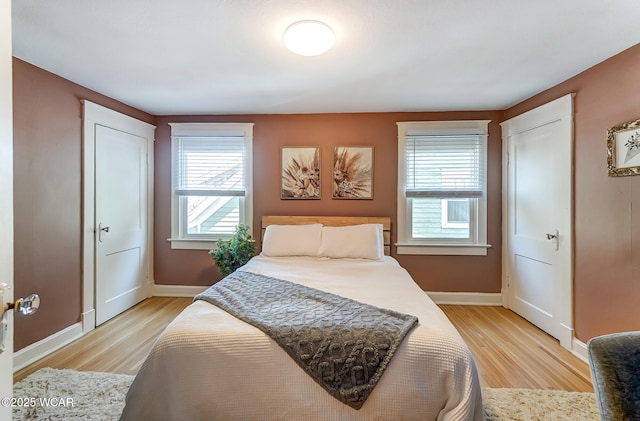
502, 94, 573, 349
82, 101, 154, 332
0, 0, 13, 416
95, 125, 149, 325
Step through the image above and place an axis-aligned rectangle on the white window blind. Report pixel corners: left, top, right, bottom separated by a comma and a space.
405, 134, 485, 199
175, 136, 246, 197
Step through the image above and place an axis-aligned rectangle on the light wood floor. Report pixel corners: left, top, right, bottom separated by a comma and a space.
14, 297, 192, 383
442, 304, 593, 392
14, 297, 594, 392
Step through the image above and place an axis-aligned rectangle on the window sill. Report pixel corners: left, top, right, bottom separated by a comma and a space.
395, 243, 491, 256
167, 238, 217, 250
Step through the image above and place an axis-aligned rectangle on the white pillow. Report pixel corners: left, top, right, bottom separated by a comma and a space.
261, 223, 322, 257
319, 224, 384, 260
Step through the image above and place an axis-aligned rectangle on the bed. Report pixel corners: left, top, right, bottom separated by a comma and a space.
120, 216, 483, 420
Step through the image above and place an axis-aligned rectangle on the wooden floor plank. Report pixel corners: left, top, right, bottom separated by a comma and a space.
442, 305, 593, 392
14, 297, 594, 393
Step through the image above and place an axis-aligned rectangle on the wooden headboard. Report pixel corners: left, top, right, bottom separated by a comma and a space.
261, 215, 391, 255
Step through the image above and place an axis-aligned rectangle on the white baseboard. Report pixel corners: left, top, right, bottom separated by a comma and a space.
13, 322, 83, 372
152, 284, 208, 297
427, 291, 503, 306
572, 338, 589, 363
559, 322, 575, 350
82, 309, 95, 333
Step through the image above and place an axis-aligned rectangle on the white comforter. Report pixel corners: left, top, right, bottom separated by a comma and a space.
120, 256, 483, 421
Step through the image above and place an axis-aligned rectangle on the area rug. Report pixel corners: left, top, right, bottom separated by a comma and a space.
13, 368, 133, 420
12, 368, 599, 420
482, 387, 599, 420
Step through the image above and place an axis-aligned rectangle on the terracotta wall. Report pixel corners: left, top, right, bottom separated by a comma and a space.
11, 58, 502, 353
504, 43, 640, 343
21, 42, 640, 352
12, 58, 153, 351
154, 112, 504, 292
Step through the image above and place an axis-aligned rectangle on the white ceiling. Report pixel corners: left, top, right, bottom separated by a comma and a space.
11, 0, 640, 116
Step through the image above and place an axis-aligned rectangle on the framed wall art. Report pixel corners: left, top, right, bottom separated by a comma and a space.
281, 146, 321, 199
607, 118, 640, 177
332, 146, 374, 199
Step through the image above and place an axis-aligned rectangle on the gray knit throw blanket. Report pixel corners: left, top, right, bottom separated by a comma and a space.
194, 270, 418, 409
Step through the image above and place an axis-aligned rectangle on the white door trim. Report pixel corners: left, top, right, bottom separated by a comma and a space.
501, 93, 575, 350
82, 101, 155, 333
0, 0, 13, 414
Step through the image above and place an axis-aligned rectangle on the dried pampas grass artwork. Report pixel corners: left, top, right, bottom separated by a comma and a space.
281, 147, 321, 199
333, 146, 374, 199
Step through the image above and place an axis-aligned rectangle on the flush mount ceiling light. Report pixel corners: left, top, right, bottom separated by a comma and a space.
283, 20, 335, 56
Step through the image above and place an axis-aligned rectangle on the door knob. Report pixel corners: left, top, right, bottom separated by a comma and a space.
2, 290, 40, 317
0, 284, 40, 354
4, 294, 40, 316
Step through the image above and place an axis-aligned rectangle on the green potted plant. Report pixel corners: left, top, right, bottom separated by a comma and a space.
209, 223, 256, 277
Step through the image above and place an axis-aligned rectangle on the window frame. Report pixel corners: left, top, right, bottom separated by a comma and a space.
168, 122, 254, 250
396, 120, 491, 256
441, 198, 471, 230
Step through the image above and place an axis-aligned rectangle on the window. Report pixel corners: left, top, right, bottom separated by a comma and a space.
169, 122, 253, 250
396, 120, 490, 255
